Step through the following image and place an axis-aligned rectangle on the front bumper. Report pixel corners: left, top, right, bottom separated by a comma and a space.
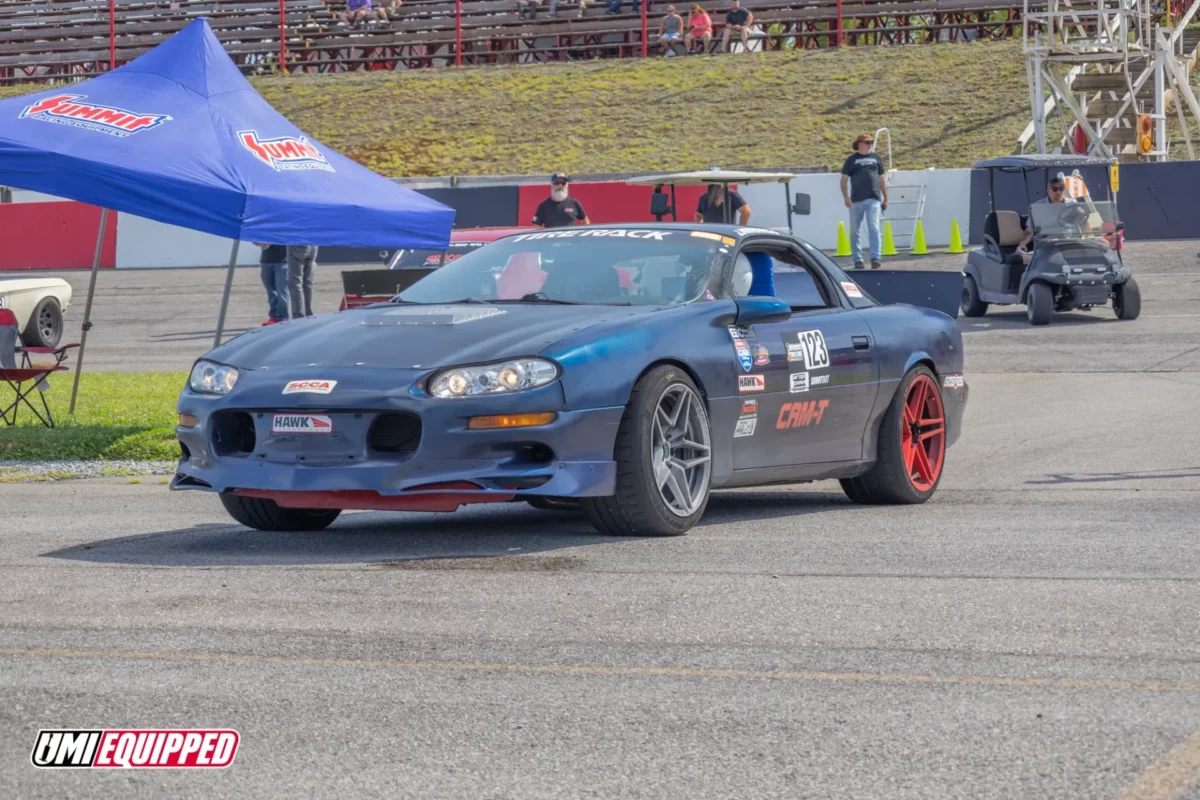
173, 369, 622, 501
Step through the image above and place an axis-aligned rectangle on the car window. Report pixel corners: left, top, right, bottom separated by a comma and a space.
738, 246, 832, 309
796, 241, 877, 308
398, 229, 727, 306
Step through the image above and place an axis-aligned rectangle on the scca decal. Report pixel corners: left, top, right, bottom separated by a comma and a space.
776, 399, 829, 430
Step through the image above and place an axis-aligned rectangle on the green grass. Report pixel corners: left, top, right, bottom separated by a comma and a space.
0, 372, 185, 461
0, 41, 1036, 175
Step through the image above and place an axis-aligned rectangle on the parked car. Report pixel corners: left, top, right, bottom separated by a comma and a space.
0, 277, 72, 347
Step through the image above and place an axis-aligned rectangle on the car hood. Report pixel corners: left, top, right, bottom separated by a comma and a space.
206, 302, 658, 370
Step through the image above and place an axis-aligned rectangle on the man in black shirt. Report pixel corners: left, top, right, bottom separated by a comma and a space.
695, 184, 752, 225
532, 173, 591, 228
839, 132, 889, 268
722, 0, 753, 52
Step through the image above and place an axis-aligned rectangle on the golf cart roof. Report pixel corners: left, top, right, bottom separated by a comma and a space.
628, 169, 796, 186
973, 154, 1113, 170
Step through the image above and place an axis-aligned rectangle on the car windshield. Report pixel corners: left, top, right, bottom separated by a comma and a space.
388, 241, 486, 269
1029, 200, 1117, 241
396, 229, 729, 306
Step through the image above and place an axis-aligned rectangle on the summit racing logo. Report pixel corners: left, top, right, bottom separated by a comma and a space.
19, 95, 171, 137
31, 729, 239, 769
239, 130, 334, 172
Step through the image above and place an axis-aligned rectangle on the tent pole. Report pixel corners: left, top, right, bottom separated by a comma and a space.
69, 207, 109, 417
108, 0, 115, 69
213, 239, 241, 349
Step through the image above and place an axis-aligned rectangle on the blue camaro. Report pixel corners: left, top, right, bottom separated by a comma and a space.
173, 224, 968, 536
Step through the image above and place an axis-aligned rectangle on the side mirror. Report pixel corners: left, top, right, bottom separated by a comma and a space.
649, 191, 671, 217
734, 297, 791, 325
791, 192, 811, 216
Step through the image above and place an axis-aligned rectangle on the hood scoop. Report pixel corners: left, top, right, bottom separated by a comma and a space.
362, 305, 509, 326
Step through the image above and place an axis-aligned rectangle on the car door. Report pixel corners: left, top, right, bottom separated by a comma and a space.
728, 241, 880, 470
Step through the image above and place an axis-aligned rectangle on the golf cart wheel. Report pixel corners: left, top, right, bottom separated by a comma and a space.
1026, 282, 1053, 326
961, 275, 988, 317
1113, 278, 1141, 320
581, 365, 711, 536
527, 497, 581, 512
22, 297, 62, 348
844, 367, 945, 503
219, 491, 341, 532
840, 366, 946, 505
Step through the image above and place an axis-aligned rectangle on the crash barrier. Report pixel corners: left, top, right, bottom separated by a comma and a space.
851, 270, 965, 318
0, 0, 1098, 83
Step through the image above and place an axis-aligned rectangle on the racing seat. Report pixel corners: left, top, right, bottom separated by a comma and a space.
982, 211, 1025, 266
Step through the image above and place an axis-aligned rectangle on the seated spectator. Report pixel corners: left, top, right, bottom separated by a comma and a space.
685, 4, 712, 53
659, 5, 684, 55
722, 0, 752, 52
377, 0, 402, 22
343, 0, 374, 26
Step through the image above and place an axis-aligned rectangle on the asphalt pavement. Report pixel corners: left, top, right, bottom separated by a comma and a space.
3, 241, 1200, 798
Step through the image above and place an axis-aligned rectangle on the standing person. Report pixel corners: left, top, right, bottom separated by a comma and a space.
721, 0, 752, 52
840, 132, 888, 269
659, 5, 684, 55
256, 243, 289, 326
287, 245, 319, 318
532, 173, 591, 228
685, 3, 712, 52
695, 184, 751, 225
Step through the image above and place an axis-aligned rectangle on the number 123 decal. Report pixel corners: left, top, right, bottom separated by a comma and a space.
788, 329, 829, 371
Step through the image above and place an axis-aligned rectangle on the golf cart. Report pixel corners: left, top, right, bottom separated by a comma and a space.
962, 154, 1139, 325
627, 168, 810, 226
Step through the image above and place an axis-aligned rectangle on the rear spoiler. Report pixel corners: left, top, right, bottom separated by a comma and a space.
848, 270, 964, 319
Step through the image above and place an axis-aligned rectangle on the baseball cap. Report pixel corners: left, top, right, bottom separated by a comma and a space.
551, 172, 569, 184
853, 132, 875, 147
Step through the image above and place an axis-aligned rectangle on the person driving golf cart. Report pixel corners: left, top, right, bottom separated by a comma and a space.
1016, 175, 1081, 262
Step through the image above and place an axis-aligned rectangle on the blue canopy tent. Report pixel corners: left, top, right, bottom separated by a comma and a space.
0, 19, 454, 412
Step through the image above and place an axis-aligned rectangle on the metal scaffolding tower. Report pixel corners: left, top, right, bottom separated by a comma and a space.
1022, 0, 1200, 160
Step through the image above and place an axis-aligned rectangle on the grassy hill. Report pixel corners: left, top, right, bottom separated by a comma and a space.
1, 41, 1035, 176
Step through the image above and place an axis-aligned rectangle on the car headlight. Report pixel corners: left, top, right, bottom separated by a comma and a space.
428, 358, 558, 399
189, 360, 239, 395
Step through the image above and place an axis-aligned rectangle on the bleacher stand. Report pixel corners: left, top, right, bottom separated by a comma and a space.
0, 0, 1087, 83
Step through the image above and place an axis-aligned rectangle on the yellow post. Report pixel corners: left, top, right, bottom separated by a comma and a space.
911, 220, 928, 255
881, 221, 898, 256
836, 221, 852, 257
946, 219, 964, 254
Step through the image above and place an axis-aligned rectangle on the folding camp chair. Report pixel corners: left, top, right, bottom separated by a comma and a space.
0, 309, 78, 429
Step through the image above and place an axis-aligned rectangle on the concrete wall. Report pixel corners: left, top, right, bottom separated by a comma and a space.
740, 168, 974, 251
114, 214, 259, 270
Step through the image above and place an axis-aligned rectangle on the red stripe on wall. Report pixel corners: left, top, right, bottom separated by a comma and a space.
517, 181, 710, 227
0, 202, 117, 270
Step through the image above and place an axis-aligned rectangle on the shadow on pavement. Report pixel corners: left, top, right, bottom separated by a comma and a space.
957, 310, 1114, 332
41, 489, 852, 567
1026, 467, 1200, 485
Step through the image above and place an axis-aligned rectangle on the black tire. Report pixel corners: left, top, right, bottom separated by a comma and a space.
219, 491, 341, 531
1113, 277, 1141, 320
840, 365, 945, 505
1026, 282, 1053, 326
526, 497, 581, 512
961, 274, 988, 317
22, 297, 62, 348
581, 365, 711, 536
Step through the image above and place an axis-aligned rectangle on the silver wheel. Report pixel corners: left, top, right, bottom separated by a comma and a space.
651, 384, 712, 517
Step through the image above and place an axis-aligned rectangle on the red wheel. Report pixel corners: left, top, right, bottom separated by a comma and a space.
840, 365, 947, 505
901, 373, 945, 492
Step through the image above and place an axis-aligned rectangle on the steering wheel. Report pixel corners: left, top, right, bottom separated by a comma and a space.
1057, 204, 1089, 228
